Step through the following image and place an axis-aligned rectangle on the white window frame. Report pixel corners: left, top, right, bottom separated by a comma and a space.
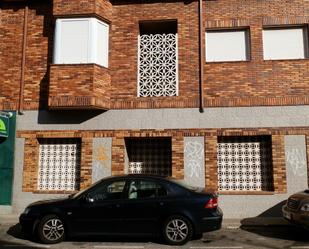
205, 29, 250, 62
262, 26, 308, 60
54, 18, 109, 67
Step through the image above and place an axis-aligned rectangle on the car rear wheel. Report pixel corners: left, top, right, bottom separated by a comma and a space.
163, 215, 193, 245
37, 215, 65, 244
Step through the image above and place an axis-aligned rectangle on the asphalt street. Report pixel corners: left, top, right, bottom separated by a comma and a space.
1, 219, 309, 249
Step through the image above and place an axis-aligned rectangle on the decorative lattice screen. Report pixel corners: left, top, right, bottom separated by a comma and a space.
126, 138, 172, 176
38, 139, 81, 191
217, 137, 273, 191
138, 33, 178, 97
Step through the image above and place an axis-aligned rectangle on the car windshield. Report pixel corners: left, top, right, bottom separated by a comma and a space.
70, 179, 103, 199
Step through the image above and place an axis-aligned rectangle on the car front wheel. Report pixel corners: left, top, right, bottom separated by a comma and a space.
163, 215, 193, 245
37, 215, 65, 244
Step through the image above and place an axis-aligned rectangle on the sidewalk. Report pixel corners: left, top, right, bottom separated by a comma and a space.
0, 214, 19, 225
0, 214, 291, 227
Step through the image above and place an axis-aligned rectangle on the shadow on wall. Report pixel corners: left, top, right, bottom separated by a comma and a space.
38, 110, 105, 124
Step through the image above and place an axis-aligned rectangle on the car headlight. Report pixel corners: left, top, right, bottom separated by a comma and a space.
22, 207, 31, 215
301, 203, 309, 212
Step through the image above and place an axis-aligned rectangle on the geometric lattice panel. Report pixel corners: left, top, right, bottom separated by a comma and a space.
138, 33, 178, 97
217, 137, 273, 191
126, 138, 172, 176
38, 139, 81, 191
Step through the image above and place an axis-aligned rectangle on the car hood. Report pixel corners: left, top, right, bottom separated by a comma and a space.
28, 197, 69, 207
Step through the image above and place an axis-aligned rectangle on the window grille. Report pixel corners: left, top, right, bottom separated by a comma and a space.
217, 137, 273, 191
126, 138, 172, 176
38, 139, 81, 191
138, 33, 178, 97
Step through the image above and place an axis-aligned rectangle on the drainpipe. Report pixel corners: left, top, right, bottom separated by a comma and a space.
198, 0, 204, 113
18, 5, 29, 115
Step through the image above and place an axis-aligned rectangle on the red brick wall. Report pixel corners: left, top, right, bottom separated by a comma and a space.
109, 1, 200, 109
205, 136, 218, 192
204, 0, 309, 107
2, 0, 309, 111
271, 135, 287, 193
21, 131, 93, 193
1, 2, 53, 110
53, 0, 113, 21
49, 64, 110, 109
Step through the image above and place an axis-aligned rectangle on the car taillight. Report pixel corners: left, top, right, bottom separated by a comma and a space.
205, 197, 218, 209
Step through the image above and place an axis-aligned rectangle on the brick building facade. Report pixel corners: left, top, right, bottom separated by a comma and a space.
1, 0, 309, 218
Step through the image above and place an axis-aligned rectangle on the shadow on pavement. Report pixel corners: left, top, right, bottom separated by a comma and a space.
6, 223, 39, 244
7, 223, 28, 240
240, 200, 309, 242
6, 222, 165, 245
240, 225, 309, 242
67, 235, 165, 245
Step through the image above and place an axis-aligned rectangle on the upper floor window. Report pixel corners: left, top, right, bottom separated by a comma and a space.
138, 20, 178, 97
263, 27, 308, 60
54, 18, 109, 67
205, 29, 250, 62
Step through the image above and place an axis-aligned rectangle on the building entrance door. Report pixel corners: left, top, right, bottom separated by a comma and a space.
0, 112, 16, 205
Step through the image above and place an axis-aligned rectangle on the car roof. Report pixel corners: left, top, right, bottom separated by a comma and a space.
106, 174, 169, 180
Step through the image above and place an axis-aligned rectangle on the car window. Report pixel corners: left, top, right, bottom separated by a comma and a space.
169, 179, 199, 191
128, 180, 167, 200
86, 180, 126, 202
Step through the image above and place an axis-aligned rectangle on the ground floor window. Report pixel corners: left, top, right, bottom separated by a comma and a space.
125, 138, 172, 176
217, 136, 274, 191
37, 138, 81, 191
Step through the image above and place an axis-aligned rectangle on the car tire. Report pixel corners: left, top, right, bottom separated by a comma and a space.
163, 215, 193, 245
37, 215, 65, 244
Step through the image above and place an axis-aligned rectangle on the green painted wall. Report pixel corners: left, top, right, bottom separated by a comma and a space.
0, 112, 16, 205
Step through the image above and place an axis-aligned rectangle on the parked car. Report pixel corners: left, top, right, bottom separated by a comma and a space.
19, 174, 223, 245
282, 189, 309, 229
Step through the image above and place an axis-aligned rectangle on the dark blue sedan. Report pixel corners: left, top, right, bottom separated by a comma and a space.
20, 175, 223, 245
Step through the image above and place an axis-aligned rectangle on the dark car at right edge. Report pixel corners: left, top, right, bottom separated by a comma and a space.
282, 189, 309, 230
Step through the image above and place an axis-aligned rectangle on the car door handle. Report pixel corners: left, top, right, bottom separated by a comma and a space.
115, 204, 121, 208
159, 202, 164, 206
